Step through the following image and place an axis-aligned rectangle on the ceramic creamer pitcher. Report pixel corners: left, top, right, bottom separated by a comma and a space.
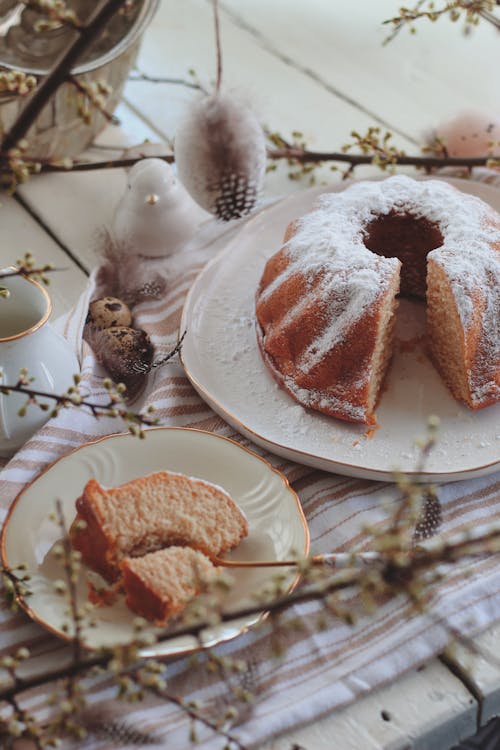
0, 271, 79, 457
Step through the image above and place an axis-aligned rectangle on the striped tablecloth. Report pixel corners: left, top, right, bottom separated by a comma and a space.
1, 171, 500, 749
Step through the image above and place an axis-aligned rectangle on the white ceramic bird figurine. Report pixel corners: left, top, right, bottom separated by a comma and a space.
112, 158, 209, 257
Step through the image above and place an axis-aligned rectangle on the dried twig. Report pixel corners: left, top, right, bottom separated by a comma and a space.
3, 520, 500, 707
20, 144, 497, 176
0, 267, 63, 280
383, 1, 500, 35
0, 253, 61, 297
213, 0, 223, 94
68, 76, 120, 125
266, 146, 497, 170
0, 376, 158, 434
143, 687, 248, 749
128, 71, 205, 91
37, 152, 175, 172
54, 500, 84, 664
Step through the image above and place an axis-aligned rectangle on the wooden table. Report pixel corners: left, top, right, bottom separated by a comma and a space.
2, 2, 500, 747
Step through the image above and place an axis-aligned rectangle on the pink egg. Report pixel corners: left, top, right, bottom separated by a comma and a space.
434, 111, 500, 157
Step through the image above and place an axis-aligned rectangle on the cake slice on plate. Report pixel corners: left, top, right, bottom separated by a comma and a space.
120, 546, 218, 624
70, 470, 248, 582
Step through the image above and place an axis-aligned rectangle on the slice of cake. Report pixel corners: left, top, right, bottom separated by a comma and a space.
70, 471, 248, 581
121, 546, 217, 624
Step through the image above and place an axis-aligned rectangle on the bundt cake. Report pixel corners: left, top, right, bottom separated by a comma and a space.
70, 471, 248, 581
255, 175, 500, 424
121, 546, 217, 624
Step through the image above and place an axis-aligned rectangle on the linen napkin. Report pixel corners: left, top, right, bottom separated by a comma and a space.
1, 172, 500, 750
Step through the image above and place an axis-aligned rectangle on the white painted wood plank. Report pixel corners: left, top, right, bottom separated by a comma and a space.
17, 102, 160, 272
444, 624, 500, 725
221, 0, 499, 144
265, 662, 477, 750
0, 195, 86, 318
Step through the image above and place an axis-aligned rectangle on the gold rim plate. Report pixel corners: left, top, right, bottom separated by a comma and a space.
1, 427, 309, 656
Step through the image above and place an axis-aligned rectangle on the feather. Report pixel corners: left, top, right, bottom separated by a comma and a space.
413, 488, 442, 542
95, 229, 167, 306
80, 704, 164, 746
174, 93, 266, 221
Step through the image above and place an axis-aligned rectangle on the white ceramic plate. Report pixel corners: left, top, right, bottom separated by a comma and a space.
1, 427, 308, 655
181, 178, 500, 482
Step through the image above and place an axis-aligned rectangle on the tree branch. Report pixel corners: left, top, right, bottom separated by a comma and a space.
0, 382, 158, 427
266, 146, 497, 169
3, 522, 500, 705
26, 145, 498, 176
213, 0, 223, 94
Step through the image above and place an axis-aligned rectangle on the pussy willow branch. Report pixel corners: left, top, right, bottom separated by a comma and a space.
68, 77, 120, 125
128, 71, 205, 91
1, 0, 130, 154
24, 147, 498, 175
0, 382, 157, 427
267, 147, 497, 170
143, 687, 247, 750
0, 570, 362, 705
2, 525, 500, 705
55, 500, 83, 666
383, 1, 500, 33
25, 0, 82, 29
5, 693, 43, 750
383, 0, 426, 43
213, 0, 223, 94
0, 266, 63, 280
481, 6, 500, 28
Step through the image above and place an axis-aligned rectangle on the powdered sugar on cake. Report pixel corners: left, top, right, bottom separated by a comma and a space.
256, 175, 500, 421
285, 175, 500, 332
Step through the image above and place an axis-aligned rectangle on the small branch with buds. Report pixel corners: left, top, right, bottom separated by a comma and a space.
128, 70, 206, 92
25, 0, 82, 30
0, 267, 59, 282
53, 501, 85, 664
3, 427, 500, 749
0, 252, 63, 298
266, 129, 499, 174
2, 521, 500, 706
0, 372, 158, 437
0, 71, 38, 97
23, 131, 499, 180
383, 1, 500, 37
68, 77, 120, 126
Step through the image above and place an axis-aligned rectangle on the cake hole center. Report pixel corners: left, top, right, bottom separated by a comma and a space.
363, 212, 444, 298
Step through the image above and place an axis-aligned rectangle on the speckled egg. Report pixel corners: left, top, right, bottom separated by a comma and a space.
434, 110, 500, 157
87, 297, 132, 329
95, 326, 154, 383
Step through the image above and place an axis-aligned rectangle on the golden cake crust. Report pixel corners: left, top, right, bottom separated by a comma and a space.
256, 176, 500, 423
70, 471, 248, 582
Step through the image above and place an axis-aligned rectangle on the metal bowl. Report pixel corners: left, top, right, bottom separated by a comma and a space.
0, 0, 159, 160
